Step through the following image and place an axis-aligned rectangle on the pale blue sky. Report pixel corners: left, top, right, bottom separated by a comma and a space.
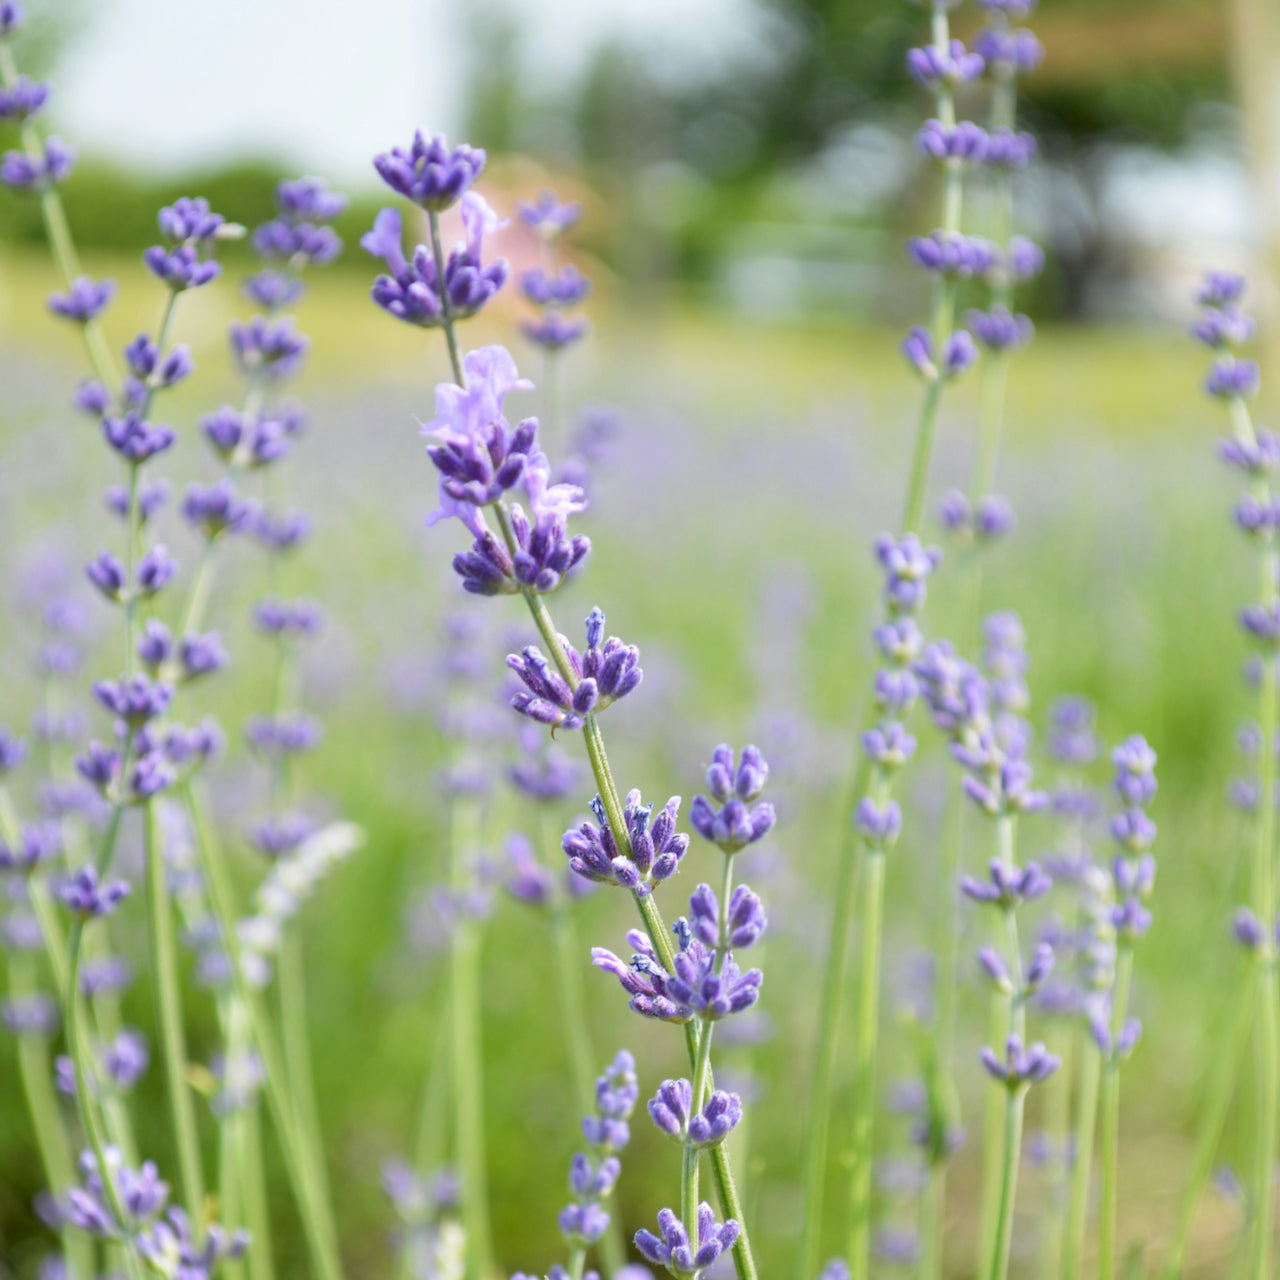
52, 0, 772, 183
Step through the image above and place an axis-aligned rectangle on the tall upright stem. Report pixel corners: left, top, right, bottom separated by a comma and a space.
1098, 950, 1134, 1280
1061, 1043, 1101, 1280
143, 800, 206, 1221
986, 1088, 1025, 1280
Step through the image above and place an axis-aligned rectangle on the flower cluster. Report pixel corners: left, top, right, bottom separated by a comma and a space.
562, 791, 688, 897
519, 189, 591, 351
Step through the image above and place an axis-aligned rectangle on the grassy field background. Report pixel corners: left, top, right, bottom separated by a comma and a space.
0, 247, 1268, 1278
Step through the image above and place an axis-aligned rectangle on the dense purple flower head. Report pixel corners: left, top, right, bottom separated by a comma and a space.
507, 725, 583, 801
1089, 1014, 1143, 1061
249, 812, 314, 859
101, 411, 175, 464
57, 866, 130, 918
1110, 896, 1153, 941
901, 325, 977, 380
0, 727, 26, 773
980, 1034, 1060, 1088
863, 719, 917, 770
521, 312, 590, 350
983, 127, 1037, 170
274, 175, 347, 223
93, 674, 173, 727
961, 857, 1051, 908
252, 218, 342, 267
244, 712, 321, 758
0, 75, 45, 121
1198, 271, 1246, 309
974, 26, 1043, 74
0, 136, 73, 189
907, 231, 998, 279
135, 545, 178, 595
508, 609, 641, 729
1007, 235, 1045, 282
690, 744, 775, 853
906, 39, 984, 87
1110, 807, 1156, 853
1050, 694, 1098, 766
522, 265, 592, 308
968, 304, 1033, 351
373, 132, 485, 210
593, 929, 761, 1022
913, 642, 986, 736
143, 243, 220, 291
519, 190, 583, 237
635, 1203, 739, 1279
124, 333, 193, 390
0, 3, 24, 36
365, 199, 509, 327
104, 479, 169, 526
1205, 358, 1260, 400
875, 533, 942, 613
688, 881, 767, 950
962, 756, 1049, 816
136, 1208, 249, 1277
563, 790, 687, 896
48, 276, 114, 324
453, 499, 591, 596
503, 832, 555, 907
230, 316, 309, 379
1112, 735, 1157, 806
648, 1078, 743, 1148
157, 196, 225, 245
1191, 306, 1254, 350
245, 269, 305, 310
182, 480, 254, 539
915, 119, 988, 163
253, 597, 321, 640
0, 821, 61, 874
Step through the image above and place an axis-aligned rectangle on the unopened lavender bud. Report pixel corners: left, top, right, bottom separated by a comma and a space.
1206, 359, 1260, 400
857, 797, 902, 849
135, 545, 177, 595
1025, 941, 1055, 990
48, 276, 114, 323
976, 946, 1012, 994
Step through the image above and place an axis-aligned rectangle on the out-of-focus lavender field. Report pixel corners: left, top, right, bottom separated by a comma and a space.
0, 240, 1263, 1276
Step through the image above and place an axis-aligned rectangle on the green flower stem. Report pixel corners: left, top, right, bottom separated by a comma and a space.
1060, 1040, 1102, 1280
66, 921, 146, 1280
450, 794, 494, 1280
1161, 969, 1256, 1279
240, 1101, 275, 1280
428, 210, 466, 387
1098, 947, 1135, 1280
847, 838, 887, 1280
798, 755, 870, 1280
0, 41, 119, 390
986, 1087, 1026, 1280
1038, 1024, 1076, 1280
142, 799, 206, 1220
182, 782, 343, 1280
537, 812, 628, 1279
400, 991, 452, 1280
8, 948, 94, 1280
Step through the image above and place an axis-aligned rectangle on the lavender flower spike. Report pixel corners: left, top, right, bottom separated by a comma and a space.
689, 744, 775, 853
373, 132, 485, 210
647, 1078, 743, 1149
635, 1203, 740, 1279
979, 1034, 1061, 1089
562, 791, 687, 896
57, 866, 131, 918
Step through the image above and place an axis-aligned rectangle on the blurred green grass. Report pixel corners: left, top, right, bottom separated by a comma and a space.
0, 247, 1269, 1278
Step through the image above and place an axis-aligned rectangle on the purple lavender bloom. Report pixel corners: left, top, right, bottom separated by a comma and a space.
453, 499, 590, 596
142, 244, 220, 291
80, 956, 133, 997
507, 725, 583, 801
1241, 602, 1280, 646
244, 713, 322, 758
74, 378, 111, 416
906, 231, 998, 279
1007, 235, 1045, 283
976, 946, 1013, 994
254, 510, 311, 553
504, 832, 555, 906
688, 882, 767, 950
1112, 735, 1157, 806
249, 812, 313, 859
648, 1078, 743, 1148
522, 265, 592, 307
0, 74, 44, 121
521, 312, 590, 350
230, 316, 309, 379
913, 643, 987, 736
975, 495, 1015, 540
519, 190, 583, 237
252, 219, 342, 267
157, 196, 225, 244
124, 333, 193, 389
182, 480, 254, 539
508, 609, 641, 729
635, 1203, 740, 1279
47, 276, 114, 323
101, 411, 176, 463
983, 127, 1037, 170
0, 3, 22, 35
373, 132, 485, 210
0, 727, 26, 773
974, 26, 1044, 74
57, 866, 130, 918
421, 344, 538, 518
1112, 853, 1156, 900
562, 791, 688, 896
245, 270, 305, 310
2, 994, 57, 1035
875, 534, 942, 612
253, 597, 321, 639
690, 744, 775, 853
901, 326, 978, 380
1089, 1015, 1142, 1061
363, 198, 509, 326
180, 632, 228, 682
0, 821, 61, 874
273, 175, 347, 224
1206, 359, 1260, 400
593, 930, 761, 1022
967, 305, 1033, 351
93, 674, 173, 726
872, 1228, 921, 1267
857, 797, 903, 848
1234, 907, 1266, 951
135, 1209, 249, 1278
862, 720, 917, 770
103, 1029, 149, 1090
906, 40, 984, 87
0, 136, 73, 189
1191, 306, 1255, 350
75, 741, 121, 794
915, 119, 988, 163
104, 479, 169, 525
1197, 271, 1246, 308
980, 1034, 1060, 1088
135, 545, 178, 595
1049, 695, 1098, 765
1110, 897, 1152, 941
1110, 808, 1156, 853
961, 857, 1052, 908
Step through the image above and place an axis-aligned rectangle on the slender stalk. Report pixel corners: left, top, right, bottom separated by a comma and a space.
182, 782, 344, 1280
0, 42, 118, 390
240, 1103, 275, 1280
277, 929, 331, 1205
427, 210, 465, 387
987, 1088, 1026, 1280
847, 845, 886, 1280
1061, 1043, 1101, 1280
450, 795, 493, 1280
1097, 950, 1133, 1280
1162, 969, 1257, 1279
1038, 1023, 1075, 1280
142, 800, 206, 1220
